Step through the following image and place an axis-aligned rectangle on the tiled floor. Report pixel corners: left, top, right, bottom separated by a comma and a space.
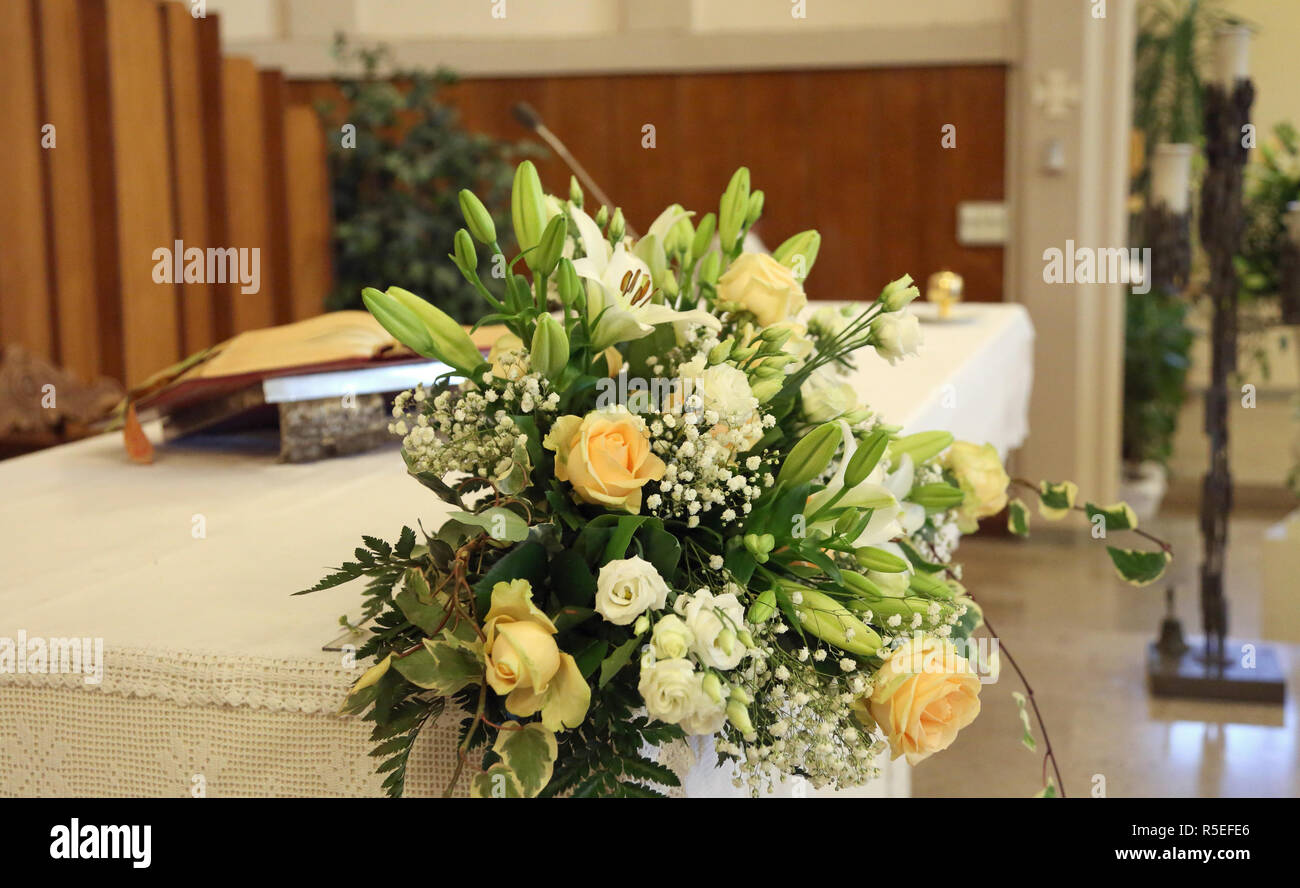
911, 506, 1300, 798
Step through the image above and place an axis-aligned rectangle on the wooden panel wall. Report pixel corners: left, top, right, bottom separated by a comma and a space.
0, 0, 55, 361
0, 0, 335, 388
292, 65, 1007, 303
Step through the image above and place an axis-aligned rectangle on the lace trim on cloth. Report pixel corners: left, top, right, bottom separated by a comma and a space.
0, 646, 359, 714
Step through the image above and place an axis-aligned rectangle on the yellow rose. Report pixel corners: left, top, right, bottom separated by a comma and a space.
717, 252, 807, 327
543, 406, 666, 513
943, 441, 1010, 533
488, 331, 525, 379
865, 635, 981, 765
482, 579, 590, 731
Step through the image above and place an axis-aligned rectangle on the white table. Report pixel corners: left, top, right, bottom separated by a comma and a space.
0, 303, 1033, 797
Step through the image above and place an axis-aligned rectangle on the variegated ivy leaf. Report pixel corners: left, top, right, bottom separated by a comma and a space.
1037, 480, 1078, 520
1012, 691, 1036, 752
392, 635, 484, 695
1085, 501, 1138, 532
1105, 546, 1170, 587
447, 506, 530, 543
1007, 498, 1031, 537
492, 721, 558, 797
1034, 779, 1058, 799
470, 763, 524, 799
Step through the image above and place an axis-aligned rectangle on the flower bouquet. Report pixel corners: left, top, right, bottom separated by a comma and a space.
302, 163, 1171, 798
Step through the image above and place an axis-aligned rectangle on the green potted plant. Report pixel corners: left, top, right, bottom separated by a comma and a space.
316, 38, 539, 322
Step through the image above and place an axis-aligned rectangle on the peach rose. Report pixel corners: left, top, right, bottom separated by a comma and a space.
863, 635, 981, 765
717, 252, 807, 327
483, 579, 590, 731
543, 406, 666, 513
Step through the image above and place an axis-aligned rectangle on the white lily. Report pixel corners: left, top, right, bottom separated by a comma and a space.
569, 206, 720, 350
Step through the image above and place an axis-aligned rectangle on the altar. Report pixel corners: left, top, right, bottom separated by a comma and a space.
0, 303, 1033, 798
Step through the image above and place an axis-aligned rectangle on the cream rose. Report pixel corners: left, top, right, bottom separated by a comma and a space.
482, 579, 590, 731
943, 441, 1010, 533
800, 368, 858, 423
595, 556, 671, 625
638, 658, 700, 724
870, 312, 922, 365
543, 406, 667, 513
678, 590, 747, 670
717, 252, 807, 327
650, 614, 694, 659
865, 635, 981, 765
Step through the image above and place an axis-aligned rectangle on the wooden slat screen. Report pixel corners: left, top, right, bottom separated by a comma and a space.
0, 0, 336, 388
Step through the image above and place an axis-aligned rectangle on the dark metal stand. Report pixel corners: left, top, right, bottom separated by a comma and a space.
1147, 78, 1286, 704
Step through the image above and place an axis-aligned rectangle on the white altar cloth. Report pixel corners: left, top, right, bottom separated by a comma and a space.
0, 303, 1033, 797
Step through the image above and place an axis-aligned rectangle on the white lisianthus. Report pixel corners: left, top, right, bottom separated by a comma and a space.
638, 658, 700, 724
679, 690, 728, 735
870, 312, 922, 365
678, 590, 747, 670
679, 356, 758, 422
595, 556, 671, 625
650, 614, 695, 660
800, 368, 857, 423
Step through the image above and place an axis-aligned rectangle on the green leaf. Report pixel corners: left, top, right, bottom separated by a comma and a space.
574, 639, 609, 678
1034, 779, 1058, 799
897, 539, 947, 574
393, 568, 448, 635
1007, 498, 1031, 537
1105, 546, 1170, 586
604, 515, 649, 561
1085, 501, 1138, 532
473, 541, 548, 614
470, 763, 524, 798
447, 506, 529, 543
1012, 691, 1036, 753
549, 549, 598, 606
492, 722, 557, 797
640, 521, 682, 580
394, 525, 417, 559
392, 636, 483, 695
1037, 480, 1078, 519
551, 605, 596, 632
599, 636, 642, 688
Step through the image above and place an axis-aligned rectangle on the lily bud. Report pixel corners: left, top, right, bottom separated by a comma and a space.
696, 251, 722, 286
659, 272, 679, 298
511, 160, 548, 259
777, 421, 842, 488
701, 673, 725, 704
792, 586, 882, 656
691, 212, 717, 260
609, 207, 626, 243
556, 258, 581, 310
746, 190, 765, 226
361, 288, 437, 357
747, 588, 778, 624
726, 700, 755, 736
458, 189, 496, 244
595, 205, 609, 227
880, 273, 920, 312
854, 546, 909, 573
772, 230, 822, 279
530, 313, 569, 382
386, 287, 485, 375
843, 429, 889, 488
909, 482, 966, 512
452, 228, 477, 276
569, 175, 584, 208
718, 167, 750, 250
888, 430, 954, 465
708, 338, 734, 365
534, 214, 568, 276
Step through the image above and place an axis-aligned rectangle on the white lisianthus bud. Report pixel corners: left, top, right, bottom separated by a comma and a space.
800, 368, 858, 423
679, 590, 747, 670
870, 312, 923, 365
634, 614, 651, 636
595, 556, 671, 626
650, 614, 694, 660
879, 273, 921, 312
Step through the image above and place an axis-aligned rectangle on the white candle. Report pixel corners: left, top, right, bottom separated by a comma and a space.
1214, 25, 1252, 87
1151, 143, 1193, 214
